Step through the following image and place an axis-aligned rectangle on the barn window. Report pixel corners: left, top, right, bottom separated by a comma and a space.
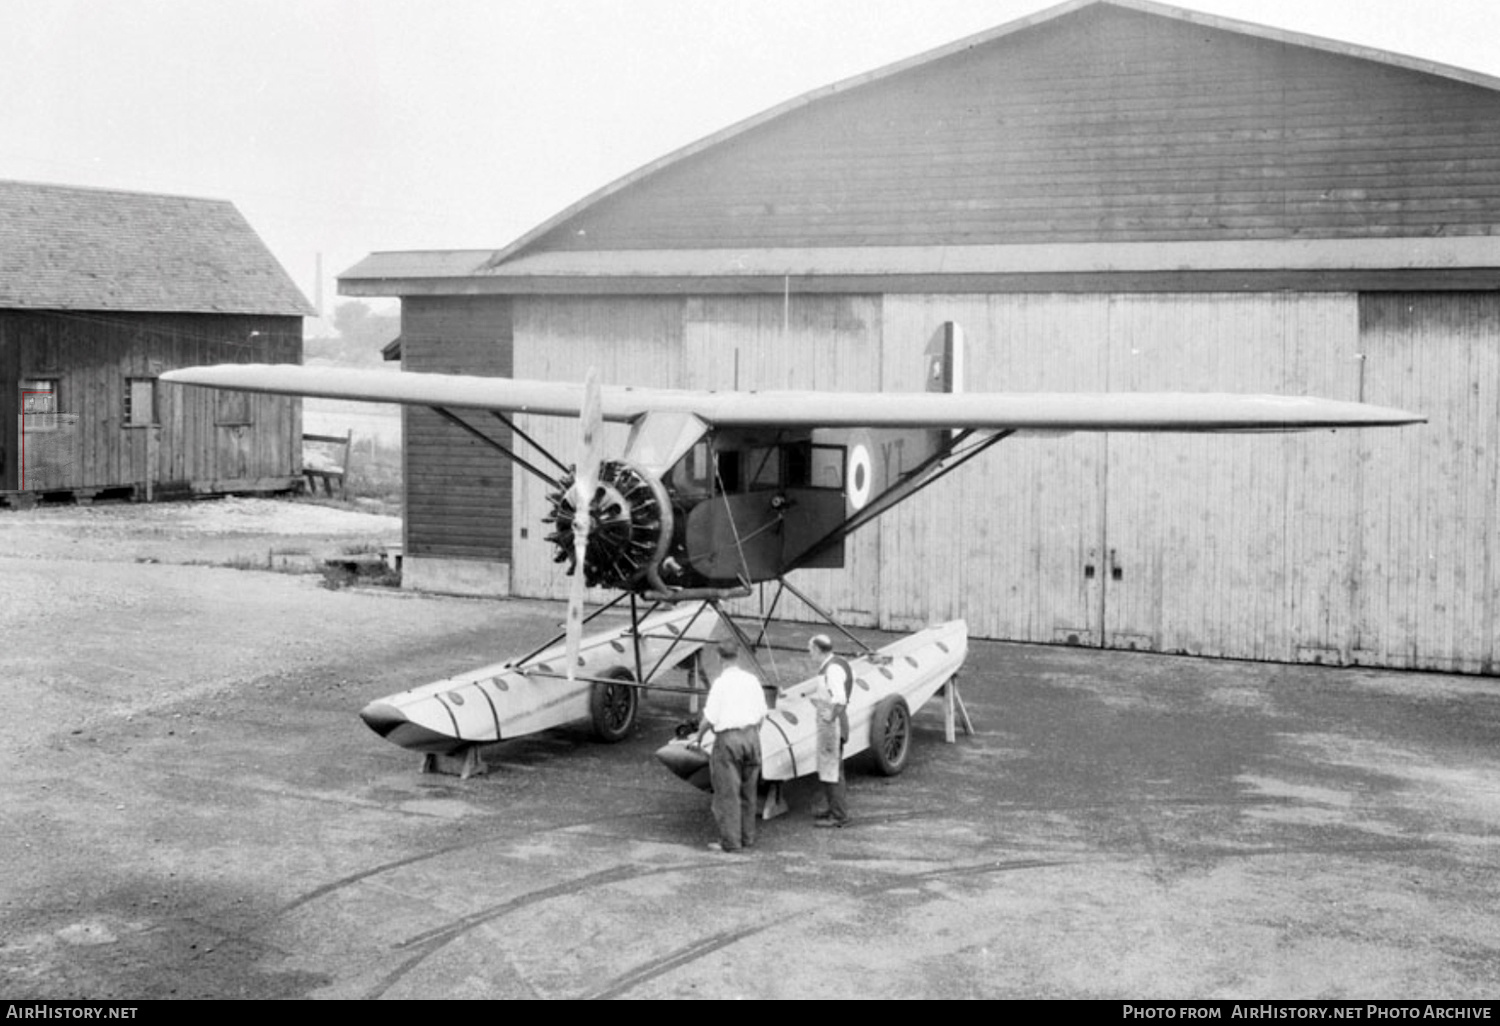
215, 389, 252, 426
124, 377, 157, 427
21, 379, 59, 431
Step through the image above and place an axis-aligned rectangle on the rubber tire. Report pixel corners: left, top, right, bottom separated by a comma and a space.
868, 694, 912, 776
590, 667, 639, 743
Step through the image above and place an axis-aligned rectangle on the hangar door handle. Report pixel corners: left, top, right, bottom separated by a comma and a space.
1083, 549, 1123, 580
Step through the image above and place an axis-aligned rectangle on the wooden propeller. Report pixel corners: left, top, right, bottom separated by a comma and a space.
565, 368, 603, 682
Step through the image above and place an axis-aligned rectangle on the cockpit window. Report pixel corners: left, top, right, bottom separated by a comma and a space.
669, 440, 713, 498
745, 447, 781, 489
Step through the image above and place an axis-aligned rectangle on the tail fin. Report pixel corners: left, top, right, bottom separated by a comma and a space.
822, 321, 968, 518
925, 321, 964, 395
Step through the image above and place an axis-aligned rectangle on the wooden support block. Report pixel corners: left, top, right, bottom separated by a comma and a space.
420, 746, 487, 779
761, 782, 789, 821
943, 675, 976, 742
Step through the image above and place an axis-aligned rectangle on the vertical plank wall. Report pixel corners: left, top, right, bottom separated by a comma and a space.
878, 295, 1109, 642
1102, 293, 1362, 661
5, 311, 299, 495
683, 295, 884, 626
506, 290, 1492, 673
1353, 294, 1500, 673
511, 296, 687, 601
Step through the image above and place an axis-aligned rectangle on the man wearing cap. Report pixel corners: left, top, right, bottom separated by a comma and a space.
694, 641, 769, 853
808, 634, 852, 827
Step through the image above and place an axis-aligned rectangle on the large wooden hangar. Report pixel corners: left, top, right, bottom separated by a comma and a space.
340, 0, 1500, 675
1, 181, 312, 504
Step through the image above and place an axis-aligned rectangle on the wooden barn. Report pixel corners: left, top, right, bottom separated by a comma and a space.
341, 0, 1500, 674
1, 180, 311, 506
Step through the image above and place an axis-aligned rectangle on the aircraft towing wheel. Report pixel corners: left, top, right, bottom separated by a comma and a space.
590, 667, 639, 743
869, 694, 912, 776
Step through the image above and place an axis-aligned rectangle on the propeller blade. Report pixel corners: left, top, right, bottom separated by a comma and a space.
566, 368, 604, 682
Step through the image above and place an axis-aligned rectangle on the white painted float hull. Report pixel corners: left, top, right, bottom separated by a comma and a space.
359, 603, 720, 754
655, 620, 968, 789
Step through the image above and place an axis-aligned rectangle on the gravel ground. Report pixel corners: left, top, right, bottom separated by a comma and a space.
2, 497, 1498, 1000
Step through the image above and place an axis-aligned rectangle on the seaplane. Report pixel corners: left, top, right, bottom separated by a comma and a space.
162, 326, 1422, 796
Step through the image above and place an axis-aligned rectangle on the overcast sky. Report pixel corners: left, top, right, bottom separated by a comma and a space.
5, 0, 1499, 323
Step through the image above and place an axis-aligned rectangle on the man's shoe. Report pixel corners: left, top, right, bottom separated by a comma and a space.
707, 841, 746, 853
814, 817, 847, 829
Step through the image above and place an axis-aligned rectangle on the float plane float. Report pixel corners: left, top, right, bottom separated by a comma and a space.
163, 326, 1422, 793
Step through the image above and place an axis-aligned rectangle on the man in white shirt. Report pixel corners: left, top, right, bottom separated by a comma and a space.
809, 634, 852, 828
695, 641, 768, 852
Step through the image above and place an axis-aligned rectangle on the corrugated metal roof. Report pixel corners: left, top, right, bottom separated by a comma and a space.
0, 180, 314, 315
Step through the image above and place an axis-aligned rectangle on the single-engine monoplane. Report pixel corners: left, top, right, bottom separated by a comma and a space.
163, 328, 1422, 786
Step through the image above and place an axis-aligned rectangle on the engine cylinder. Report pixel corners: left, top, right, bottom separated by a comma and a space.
543, 460, 673, 590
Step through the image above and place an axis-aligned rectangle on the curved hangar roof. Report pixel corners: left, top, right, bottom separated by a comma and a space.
341, 0, 1500, 296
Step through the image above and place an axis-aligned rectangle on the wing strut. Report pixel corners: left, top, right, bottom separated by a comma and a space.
786, 428, 1017, 574
428, 406, 562, 489
763, 577, 876, 656
507, 590, 633, 668
490, 410, 570, 476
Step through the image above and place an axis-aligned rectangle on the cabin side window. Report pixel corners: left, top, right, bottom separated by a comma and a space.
785, 442, 845, 491
743, 447, 782, 490
809, 445, 845, 491
124, 377, 157, 427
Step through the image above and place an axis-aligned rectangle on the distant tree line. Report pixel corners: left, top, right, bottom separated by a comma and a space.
304, 301, 398, 367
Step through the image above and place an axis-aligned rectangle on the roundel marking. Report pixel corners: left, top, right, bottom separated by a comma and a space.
847, 443, 873, 510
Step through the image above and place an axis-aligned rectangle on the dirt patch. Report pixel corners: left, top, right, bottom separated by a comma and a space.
0, 495, 399, 564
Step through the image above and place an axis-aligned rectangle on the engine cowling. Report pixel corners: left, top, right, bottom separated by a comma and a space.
543, 459, 673, 590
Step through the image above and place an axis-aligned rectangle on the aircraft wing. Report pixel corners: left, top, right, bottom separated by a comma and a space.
161, 364, 1423, 431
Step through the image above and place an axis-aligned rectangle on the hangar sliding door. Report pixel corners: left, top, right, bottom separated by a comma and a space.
1102, 292, 1500, 671
1099, 294, 1362, 660
1343, 294, 1500, 673
881, 292, 1369, 662
879, 295, 1111, 644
